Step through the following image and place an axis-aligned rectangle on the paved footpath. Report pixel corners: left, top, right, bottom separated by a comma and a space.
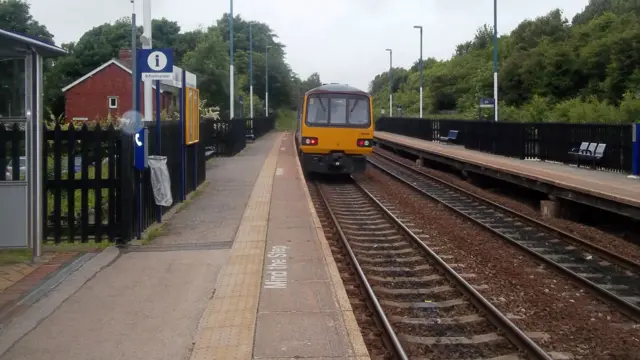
0, 133, 282, 360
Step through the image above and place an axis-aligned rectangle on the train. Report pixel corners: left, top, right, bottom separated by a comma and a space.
295, 83, 375, 175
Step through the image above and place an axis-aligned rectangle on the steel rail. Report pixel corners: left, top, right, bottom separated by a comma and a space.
368, 151, 640, 322
351, 178, 552, 360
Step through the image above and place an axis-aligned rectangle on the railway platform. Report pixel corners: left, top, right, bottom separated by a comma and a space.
188, 131, 369, 360
0, 131, 368, 360
375, 131, 640, 221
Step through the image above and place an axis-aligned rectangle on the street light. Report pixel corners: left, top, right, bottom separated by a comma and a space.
385, 48, 392, 117
142, 0, 152, 122
249, 23, 254, 119
130, 0, 137, 124
493, 0, 498, 122
413, 25, 423, 118
229, 0, 235, 119
265, 45, 271, 116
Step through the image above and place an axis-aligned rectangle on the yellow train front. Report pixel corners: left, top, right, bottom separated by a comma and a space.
295, 84, 374, 175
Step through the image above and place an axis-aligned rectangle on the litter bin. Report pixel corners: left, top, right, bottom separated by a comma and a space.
148, 155, 173, 207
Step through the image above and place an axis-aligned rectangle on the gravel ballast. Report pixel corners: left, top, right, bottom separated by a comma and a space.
374, 147, 640, 264
358, 166, 640, 359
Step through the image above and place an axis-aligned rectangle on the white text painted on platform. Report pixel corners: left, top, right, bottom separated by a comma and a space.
264, 245, 288, 289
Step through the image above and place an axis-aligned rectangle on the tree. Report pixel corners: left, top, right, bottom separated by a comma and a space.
3, 3, 321, 119
367, 0, 640, 123
0, 0, 53, 41
303, 73, 322, 90
0, 0, 55, 117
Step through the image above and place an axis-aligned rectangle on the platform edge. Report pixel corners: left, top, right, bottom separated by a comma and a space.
291, 134, 371, 359
375, 131, 640, 208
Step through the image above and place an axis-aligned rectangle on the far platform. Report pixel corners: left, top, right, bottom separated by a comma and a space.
374, 131, 640, 220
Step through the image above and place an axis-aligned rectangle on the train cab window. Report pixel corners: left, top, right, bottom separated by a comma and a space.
307, 98, 329, 124
305, 94, 370, 127
330, 98, 347, 124
348, 98, 369, 125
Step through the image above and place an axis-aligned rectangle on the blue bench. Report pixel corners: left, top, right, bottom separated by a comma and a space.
568, 142, 607, 169
439, 130, 459, 144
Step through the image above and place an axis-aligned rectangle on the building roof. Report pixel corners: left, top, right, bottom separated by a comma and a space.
61, 59, 165, 93
306, 83, 369, 96
0, 28, 66, 58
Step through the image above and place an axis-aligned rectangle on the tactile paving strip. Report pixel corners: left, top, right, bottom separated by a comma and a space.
189, 134, 282, 360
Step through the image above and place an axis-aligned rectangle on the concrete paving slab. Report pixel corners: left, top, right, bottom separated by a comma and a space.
266, 227, 323, 259
0, 247, 119, 358
258, 280, 337, 312
252, 134, 370, 360
0, 249, 227, 360
269, 201, 315, 221
253, 311, 353, 359
286, 258, 329, 282
155, 132, 282, 246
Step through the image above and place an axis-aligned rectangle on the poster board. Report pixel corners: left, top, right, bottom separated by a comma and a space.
185, 86, 200, 144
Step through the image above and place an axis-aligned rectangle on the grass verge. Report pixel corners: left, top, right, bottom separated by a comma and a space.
0, 249, 32, 266
275, 109, 297, 131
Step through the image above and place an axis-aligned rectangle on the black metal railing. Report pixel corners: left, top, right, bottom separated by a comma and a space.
201, 117, 247, 157
42, 124, 122, 243
375, 117, 633, 173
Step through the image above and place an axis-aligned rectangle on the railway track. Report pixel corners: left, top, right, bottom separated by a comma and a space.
314, 178, 551, 359
368, 150, 640, 321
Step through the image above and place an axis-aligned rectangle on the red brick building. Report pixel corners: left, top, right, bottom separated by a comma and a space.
62, 49, 175, 122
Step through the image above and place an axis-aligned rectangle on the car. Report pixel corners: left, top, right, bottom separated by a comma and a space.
4, 156, 26, 181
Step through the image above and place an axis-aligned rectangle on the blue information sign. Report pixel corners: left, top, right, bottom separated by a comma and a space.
134, 128, 148, 170
480, 98, 495, 108
137, 48, 174, 81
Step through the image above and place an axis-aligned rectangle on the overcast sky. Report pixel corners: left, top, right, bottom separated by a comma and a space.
28, 0, 588, 90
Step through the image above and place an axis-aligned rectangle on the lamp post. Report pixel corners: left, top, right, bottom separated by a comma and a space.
142, 0, 152, 122
385, 48, 392, 117
249, 23, 253, 119
130, 0, 137, 124
265, 45, 271, 115
493, 0, 499, 122
229, 0, 235, 119
413, 25, 423, 118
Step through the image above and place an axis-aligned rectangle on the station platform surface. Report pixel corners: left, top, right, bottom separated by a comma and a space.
188, 131, 369, 359
0, 132, 368, 360
375, 131, 640, 212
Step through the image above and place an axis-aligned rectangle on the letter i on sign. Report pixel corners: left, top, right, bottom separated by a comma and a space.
155, 55, 160, 68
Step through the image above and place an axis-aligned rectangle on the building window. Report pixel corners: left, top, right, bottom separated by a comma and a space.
108, 96, 118, 109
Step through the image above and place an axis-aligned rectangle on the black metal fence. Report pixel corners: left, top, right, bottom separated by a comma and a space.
201, 117, 247, 157
0, 121, 208, 244
42, 124, 122, 243
122, 121, 207, 242
244, 116, 276, 139
1, 114, 277, 244
375, 117, 633, 173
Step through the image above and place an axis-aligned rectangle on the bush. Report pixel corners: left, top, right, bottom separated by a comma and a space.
275, 109, 297, 131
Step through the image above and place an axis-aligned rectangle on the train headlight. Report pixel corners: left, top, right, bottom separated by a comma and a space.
357, 139, 372, 147
302, 137, 318, 146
